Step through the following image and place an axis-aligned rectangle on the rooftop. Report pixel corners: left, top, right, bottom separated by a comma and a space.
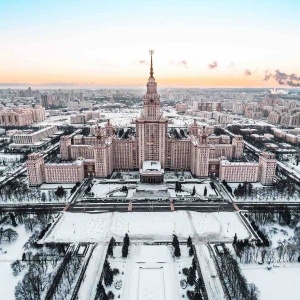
142, 161, 162, 172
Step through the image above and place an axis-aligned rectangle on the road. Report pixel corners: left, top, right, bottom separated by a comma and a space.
196, 244, 226, 300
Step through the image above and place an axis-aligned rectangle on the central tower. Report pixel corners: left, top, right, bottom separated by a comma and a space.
136, 50, 168, 168
142, 50, 161, 119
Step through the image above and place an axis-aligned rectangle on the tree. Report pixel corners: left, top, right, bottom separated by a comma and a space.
204, 186, 207, 196
187, 267, 196, 286
55, 186, 66, 198
96, 282, 107, 300
122, 234, 130, 258
3, 228, 18, 242
104, 269, 114, 287
103, 260, 114, 287
192, 257, 197, 271
233, 233, 237, 245
9, 213, 17, 227
174, 244, 181, 257
107, 291, 115, 299
11, 260, 24, 276
107, 237, 116, 257
172, 234, 179, 248
41, 192, 47, 202
248, 183, 253, 196
191, 186, 196, 196
187, 236, 192, 247
194, 278, 204, 300
189, 246, 194, 257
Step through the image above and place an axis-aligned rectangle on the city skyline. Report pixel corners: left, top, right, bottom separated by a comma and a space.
1, 0, 300, 88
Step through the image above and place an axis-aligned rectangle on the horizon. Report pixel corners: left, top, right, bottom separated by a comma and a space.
1, 0, 300, 88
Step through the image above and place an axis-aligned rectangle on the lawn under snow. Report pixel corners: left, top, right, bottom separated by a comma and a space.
241, 265, 300, 300
0, 225, 32, 300
121, 245, 182, 300
43, 211, 250, 244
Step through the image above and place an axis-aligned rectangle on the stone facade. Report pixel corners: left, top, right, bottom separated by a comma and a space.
27, 53, 258, 185
0, 105, 46, 126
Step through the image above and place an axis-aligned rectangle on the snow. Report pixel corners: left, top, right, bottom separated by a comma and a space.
0, 224, 32, 300
91, 183, 124, 197
43, 213, 112, 243
0, 153, 23, 161
43, 211, 250, 243
196, 245, 225, 300
241, 264, 300, 300
260, 223, 294, 248
110, 211, 192, 240
77, 244, 107, 300
183, 182, 216, 196
189, 211, 250, 241
40, 183, 76, 190
121, 245, 181, 300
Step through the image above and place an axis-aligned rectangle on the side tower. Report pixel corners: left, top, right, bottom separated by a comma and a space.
136, 50, 168, 168
94, 126, 113, 177
60, 135, 71, 160
232, 135, 244, 159
188, 119, 200, 137
26, 153, 45, 186
259, 151, 276, 185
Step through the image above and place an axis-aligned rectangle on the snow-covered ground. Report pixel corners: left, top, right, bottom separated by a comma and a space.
190, 211, 250, 241
88, 181, 217, 199
196, 245, 225, 300
43, 211, 250, 243
0, 224, 32, 299
241, 264, 300, 300
229, 182, 300, 203
121, 245, 181, 300
77, 244, 107, 300
183, 183, 216, 196
91, 183, 125, 197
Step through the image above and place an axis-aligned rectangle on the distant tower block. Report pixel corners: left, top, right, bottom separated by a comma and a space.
232, 135, 244, 159
60, 136, 71, 160
259, 152, 277, 185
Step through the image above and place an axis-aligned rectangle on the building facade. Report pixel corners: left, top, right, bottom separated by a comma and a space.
27, 52, 277, 186
0, 105, 46, 126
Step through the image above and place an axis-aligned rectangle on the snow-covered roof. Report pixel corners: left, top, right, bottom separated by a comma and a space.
142, 161, 161, 172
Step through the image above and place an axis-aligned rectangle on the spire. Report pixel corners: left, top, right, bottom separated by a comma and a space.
149, 49, 154, 78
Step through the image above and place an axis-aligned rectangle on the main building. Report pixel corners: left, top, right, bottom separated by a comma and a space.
26, 52, 276, 186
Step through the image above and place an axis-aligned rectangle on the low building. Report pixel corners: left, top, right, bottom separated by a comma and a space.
140, 161, 164, 183
219, 160, 260, 183
26, 153, 84, 186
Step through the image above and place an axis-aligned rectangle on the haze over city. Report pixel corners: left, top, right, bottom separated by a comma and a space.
1, 0, 300, 88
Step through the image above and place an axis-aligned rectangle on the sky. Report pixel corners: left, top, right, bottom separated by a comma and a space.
1, 0, 300, 88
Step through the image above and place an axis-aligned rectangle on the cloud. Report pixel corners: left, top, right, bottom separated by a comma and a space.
263, 70, 272, 81
244, 69, 252, 76
169, 60, 188, 68
208, 61, 218, 69
264, 69, 300, 87
138, 60, 148, 65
